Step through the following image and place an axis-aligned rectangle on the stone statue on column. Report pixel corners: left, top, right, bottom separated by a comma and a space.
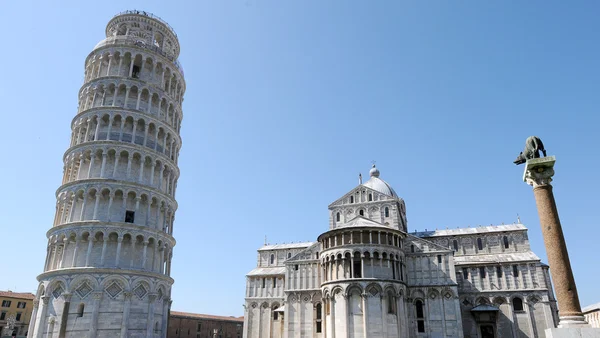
518, 136, 600, 337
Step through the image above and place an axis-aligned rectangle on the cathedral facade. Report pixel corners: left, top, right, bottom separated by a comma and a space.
243, 165, 559, 338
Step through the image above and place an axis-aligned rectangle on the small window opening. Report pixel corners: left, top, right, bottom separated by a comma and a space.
273, 311, 279, 320
513, 265, 519, 277
513, 297, 524, 311
316, 303, 322, 333
503, 236, 510, 249
437, 255, 442, 263
453, 240, 459, 252
15, 312, 22, 321
272, 277, 276, 288
77, 303, 84, 317
353, 260, 362, 278
368, 193, 372, 201
294, 265, 299, 271
416, 300, 425, 332
350, 196, 354, 203
387, 292, 396, 314
125, 210, 135, 223
262, 278, 265, 288
385, 207, 390, 217
497, 266, 503, 278
287, 252, 292, 259
336, 212, 340, 222
480, 267, 486, 278
132, 65, 140, 78
270, 254, 275, 265
411, 245, 415, 253
462, 268, 469, 279
359, 209, 364, 216
477, 238, 483, 250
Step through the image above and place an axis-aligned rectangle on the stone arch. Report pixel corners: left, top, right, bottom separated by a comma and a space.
365, 283, 382, 297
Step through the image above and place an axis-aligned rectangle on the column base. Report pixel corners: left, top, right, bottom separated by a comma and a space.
545, 328, 600, 338
559, 315, 589, 328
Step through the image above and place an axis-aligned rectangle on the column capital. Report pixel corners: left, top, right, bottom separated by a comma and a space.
41, 296, 50, 305
33, 299, 40, 308
61, 293, 72, 302
92, 292, 103, 300
523, 156, 555, 188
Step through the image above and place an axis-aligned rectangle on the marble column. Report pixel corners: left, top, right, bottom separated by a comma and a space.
89, 292, 103, 337
523, 157, 586, 327
35, 296, 50, 338
120, 292, 132, 338
146, 294, 157, 338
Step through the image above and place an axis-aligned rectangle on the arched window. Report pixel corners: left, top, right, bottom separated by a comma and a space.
512, 297, 524, 311
336, 212, 340, 222
368, 193, 373, 201
387, 291, 396, 314
359, 210, 364, 216
350, 196, 354, 203
384, 207, 390, 217
415, 300, 425, 332
315, 303, 322, 333
77, 303, 85, 317
503, 236, 510, 249
453, 240, 459, 252
411, 245, 415, 253
477, 238, 483, 250
287, 253, 292, 259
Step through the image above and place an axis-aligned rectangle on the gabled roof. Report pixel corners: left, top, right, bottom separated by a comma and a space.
453, 252, 540, 265
0, 291, 35, 300
583, 302, 600, 313
246, 267, 286, 276
286, 243, 320, 262
405, 234, 453, 253
258, 242, 314, 251
413, 224, 527, 237
339, 215, 384, 228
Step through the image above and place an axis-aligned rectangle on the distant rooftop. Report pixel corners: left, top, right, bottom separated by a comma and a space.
247, 267, 286, 277
258, 242, 315, 251
170, 311, 243, 322
414, 224, 527, 237
583, 302, 600, 313
0, 291, 35, 300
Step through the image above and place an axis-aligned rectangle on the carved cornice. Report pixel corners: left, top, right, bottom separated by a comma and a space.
523, 156, 556, 188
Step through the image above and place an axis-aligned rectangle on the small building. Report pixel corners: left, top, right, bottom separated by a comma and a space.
583, 303, 600, 328
0, 291, 35, 337
168, 311, 243, 338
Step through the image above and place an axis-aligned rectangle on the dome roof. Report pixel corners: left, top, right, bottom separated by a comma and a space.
362, 165, 397, 197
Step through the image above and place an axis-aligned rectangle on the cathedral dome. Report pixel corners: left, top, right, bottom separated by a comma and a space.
362, 165, 397, 197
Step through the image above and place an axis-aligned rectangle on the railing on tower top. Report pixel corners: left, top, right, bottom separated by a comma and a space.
94, 36, 184, 76
113, 10, 178, 38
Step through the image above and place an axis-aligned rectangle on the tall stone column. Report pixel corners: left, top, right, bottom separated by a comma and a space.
523, 157, 586, 328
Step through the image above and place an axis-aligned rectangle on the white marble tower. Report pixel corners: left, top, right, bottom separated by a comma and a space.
28, 10, 185, 338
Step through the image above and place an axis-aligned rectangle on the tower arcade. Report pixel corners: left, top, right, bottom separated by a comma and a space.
29, 10, 185, 338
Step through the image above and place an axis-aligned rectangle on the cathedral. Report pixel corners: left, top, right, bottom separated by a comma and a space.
243, 165, 559, 338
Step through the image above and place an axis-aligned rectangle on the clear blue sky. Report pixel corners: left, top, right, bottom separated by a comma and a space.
1, 1, 599, 317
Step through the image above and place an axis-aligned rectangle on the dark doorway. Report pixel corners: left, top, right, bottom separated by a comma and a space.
480, 325, 495, 338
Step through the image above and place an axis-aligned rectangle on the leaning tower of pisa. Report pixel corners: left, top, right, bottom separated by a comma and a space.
28, 11, 185, 338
